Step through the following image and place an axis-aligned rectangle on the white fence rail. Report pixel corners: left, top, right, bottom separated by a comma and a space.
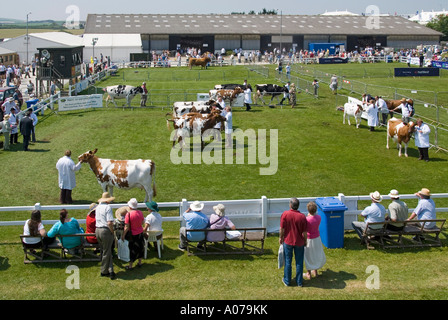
2, 194, 447, 233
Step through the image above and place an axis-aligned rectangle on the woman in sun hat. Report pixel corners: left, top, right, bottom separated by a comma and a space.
144, 201, 162, 232
121, 198, 145, 270
206, 204, 236, 242
407, 188, 437, 229
351, 191, 386, 241
85, 203, 98, 244
113, 206, 130, 240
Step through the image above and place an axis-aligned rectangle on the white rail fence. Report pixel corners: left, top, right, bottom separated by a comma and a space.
2, 193, 447, 233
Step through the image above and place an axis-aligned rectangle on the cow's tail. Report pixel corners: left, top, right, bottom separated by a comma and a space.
151, 162, 157, 198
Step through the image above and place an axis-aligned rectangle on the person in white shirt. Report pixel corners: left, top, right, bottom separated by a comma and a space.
144, 201, 163, 232
375, 96, 389, 125
95, 192, 116, 279
8, 107, 18, 144
392, 98, 411, 124
224, 106, 233, 148
414, 119, 431, 162
244, 86, 252, 111
30, 110, 38, 142
365, 100, 379, 131
55, 150, 82, 204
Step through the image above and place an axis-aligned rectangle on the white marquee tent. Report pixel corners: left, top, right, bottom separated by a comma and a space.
82, 33, 142, 63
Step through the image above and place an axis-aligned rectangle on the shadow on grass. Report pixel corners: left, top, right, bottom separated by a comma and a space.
304, 268, 357, 289
0, 256, 10, 271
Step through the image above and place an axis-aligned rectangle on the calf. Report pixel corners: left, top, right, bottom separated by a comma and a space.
254, 84, 288, 105
343, 103, 364, 128
386, 118, 416, 157
78, 149, 156, 202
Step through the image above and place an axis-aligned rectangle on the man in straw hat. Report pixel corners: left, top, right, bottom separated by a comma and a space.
178, 201, 209, 251
385, 190, 408, 231
95, 192, 116, 280
407, 188, 437, 230
55, 150, 82, 204
352, 191, 386, 242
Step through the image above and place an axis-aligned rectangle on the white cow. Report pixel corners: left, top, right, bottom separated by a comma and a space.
78, 149, 156, 202
104, 85, 144, 107
343, 102, 364, 128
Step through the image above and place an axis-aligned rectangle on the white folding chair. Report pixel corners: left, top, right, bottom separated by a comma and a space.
144, 230, 164, 259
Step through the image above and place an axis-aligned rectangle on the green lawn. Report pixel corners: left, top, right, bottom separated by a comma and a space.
0, 64, 447, 301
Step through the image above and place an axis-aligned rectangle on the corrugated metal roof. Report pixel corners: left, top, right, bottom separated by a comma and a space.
84, 14, 442, 36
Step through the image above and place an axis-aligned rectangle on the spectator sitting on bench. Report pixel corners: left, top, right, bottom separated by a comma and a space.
178, 201, 209, 251
351, 191, 386, 242
47, 209, 84, 253
385, 190, 408, 232
85, 203, 98, 244
22, 210, 55, 249
407, 188, 437, 230
206, 204, 236, 243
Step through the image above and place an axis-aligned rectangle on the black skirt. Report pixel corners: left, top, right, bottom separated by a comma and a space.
129, 233, 145, 262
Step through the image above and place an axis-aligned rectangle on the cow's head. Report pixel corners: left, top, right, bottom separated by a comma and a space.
135, 86, 144, 94
78, 148, 98, 163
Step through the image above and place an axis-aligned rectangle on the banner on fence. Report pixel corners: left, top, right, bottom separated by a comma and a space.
432, 61, 448, 70
58, 94, 103, 111
318, 57, 348, 64
394, 68, 440, 77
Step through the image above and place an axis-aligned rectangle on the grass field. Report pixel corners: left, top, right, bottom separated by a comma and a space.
0, 63, 447, 302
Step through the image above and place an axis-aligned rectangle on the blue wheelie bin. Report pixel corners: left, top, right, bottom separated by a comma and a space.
315, 197, 348, 249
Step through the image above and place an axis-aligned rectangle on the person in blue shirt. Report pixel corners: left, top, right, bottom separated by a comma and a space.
352, 191, 386, 242
47, 209, 84, 250
407, 188, 437, 229
178, 201, 209, 251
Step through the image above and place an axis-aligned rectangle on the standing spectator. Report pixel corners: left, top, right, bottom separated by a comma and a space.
30, 110, 38, 143
50, 82, 56, 96
2, 97, 17, 115
279, 197, 308, 287
289, 83, 297, 108
243, 85, 252, 111
365, 99, 379, 131
206, 204, 236, 242
224, 106, 233, 148
312, 79, 319, 97
375, 96, 389, 125
1, 114, 11, 150
414, 119, 431, 162
8, 107, 18, 145
19, 109, 34, 151
352, 191, 386, 242
178, 201, 209, 251
385, 190, 408, 232
121, 198, 145, 270
95, 192, 116, 280
27, 80, 34, 96
329, 74, 338, 95
32, 60, 36, 76
407, 188, 437, 230
85, 203, 98, 244
55, 150, 82, 204
286, 63, 291, 80
140, 82, 148, 107
24, 64, 31, 78
303, 201, 326, 280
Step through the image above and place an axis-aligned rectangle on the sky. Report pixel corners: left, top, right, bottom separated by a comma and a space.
6, 0, 448, 21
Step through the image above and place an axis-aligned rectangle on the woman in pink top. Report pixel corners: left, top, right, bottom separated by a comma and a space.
304, 202, 326, 280
121, 198, 145, 270
207, 204, 236, 242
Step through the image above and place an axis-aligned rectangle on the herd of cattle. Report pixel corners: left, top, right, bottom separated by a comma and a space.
94, 82, 421, 201
342, 97, 417, 158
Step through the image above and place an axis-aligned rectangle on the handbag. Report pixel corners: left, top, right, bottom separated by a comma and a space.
124, 212, 133, 241
225, 230, 242, 239
117, 239, 130, 262
278, 244, 285, 269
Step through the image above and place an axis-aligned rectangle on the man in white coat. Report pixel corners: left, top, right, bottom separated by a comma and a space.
365, 99, 379, 131
414, 119, 431, 162
56, 150, 82, 204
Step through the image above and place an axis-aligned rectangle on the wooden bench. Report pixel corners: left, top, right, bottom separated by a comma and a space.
185, 227, 266, 256
20, 233, 102, 264
361, 219, 446, 249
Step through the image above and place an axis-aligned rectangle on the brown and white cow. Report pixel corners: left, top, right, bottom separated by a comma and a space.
386, 118, 416, 157
172, 100, 216, 117
78, 149, 156, 202
343, 102, 364, 128
209, 87, 243, 104
167, 110, 225, 150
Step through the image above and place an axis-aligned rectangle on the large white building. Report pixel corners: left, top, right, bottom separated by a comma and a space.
409, 10, 448, 25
